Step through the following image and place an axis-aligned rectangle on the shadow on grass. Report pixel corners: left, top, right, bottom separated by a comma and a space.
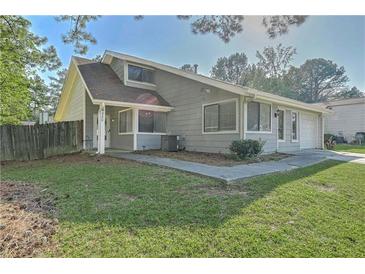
1, 155, 344, 230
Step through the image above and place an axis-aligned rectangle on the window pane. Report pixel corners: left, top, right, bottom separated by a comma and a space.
119, 110, 132, 133
204, 104, 219, 132
247, 102, 259, 131
278, 110, 284, 140
128, 65, 143, 82
139, 110, 154, 132
142, 69, 154, 83
260, 103, 271, 131
128, 65, 154, 83
153, 112, 167, 133
219, 101, 236, 131
292, 112, 298, 140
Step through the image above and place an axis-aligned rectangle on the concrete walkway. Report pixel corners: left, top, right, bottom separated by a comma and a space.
106, 149, 365, 182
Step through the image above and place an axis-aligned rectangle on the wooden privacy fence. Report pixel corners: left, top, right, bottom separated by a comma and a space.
0, 120, 83, 161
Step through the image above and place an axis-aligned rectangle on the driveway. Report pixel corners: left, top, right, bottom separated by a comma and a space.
107, 149, 365, 182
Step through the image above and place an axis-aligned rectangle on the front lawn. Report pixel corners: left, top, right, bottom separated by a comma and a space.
333, 144, 365, 154
1, 154, 364, 257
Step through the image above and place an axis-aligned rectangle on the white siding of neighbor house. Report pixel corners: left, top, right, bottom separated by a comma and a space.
324, 103, 365, 142
62, 76, 85, 121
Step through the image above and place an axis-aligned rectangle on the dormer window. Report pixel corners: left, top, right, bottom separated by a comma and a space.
128, 64, 154, 84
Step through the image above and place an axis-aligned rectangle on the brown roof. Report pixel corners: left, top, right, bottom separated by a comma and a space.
76, 61, 171, 107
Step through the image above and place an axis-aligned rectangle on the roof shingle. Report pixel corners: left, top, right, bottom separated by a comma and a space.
77, 62, 171, 107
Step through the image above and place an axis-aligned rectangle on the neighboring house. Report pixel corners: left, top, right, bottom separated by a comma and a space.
320, 97, 365, 142
54, 50, 329, 154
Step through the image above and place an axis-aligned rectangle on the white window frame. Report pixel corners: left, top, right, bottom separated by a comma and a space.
118, 108, 134, 135
277, 107, 286, 142
125, 63, 157, 89
245, 100, 273, 134
137, 109, 167, 134
291, 110, 299, 142
202, 98, 239, 135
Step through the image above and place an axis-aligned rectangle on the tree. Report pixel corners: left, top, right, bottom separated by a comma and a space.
47, 68, 67, 113
55, 16, 100, 55
210, 52, 248, 84
241, 64, 296, 99
263, 16, 308, 38
55, 16, 309, 55
256, 44, 297, 77
0, 16, 61, 124
180, 64, 196, 73
337, 86, 364, 99
286, 58, 349, 103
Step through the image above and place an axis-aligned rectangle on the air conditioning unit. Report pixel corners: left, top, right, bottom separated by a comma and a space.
161, 135, 178, 152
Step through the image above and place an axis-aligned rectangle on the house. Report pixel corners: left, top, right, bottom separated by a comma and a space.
320, 97, 365, 142
54, 50, 329, 154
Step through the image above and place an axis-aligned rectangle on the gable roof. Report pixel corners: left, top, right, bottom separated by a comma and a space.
103, 50, 330, 114
77, 61, 170, 107
318, 97, 365, 107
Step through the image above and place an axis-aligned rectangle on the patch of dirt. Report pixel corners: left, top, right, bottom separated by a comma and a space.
135, 150, 289, 166
0, 182, 58, 258
1, 152, 136, 168
306, 180, 336, 192
182, 183, 248, 197
96, 193, 138, 211
314, 184, 336, 192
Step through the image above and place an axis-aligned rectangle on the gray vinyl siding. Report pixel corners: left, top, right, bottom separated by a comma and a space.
246, 103, 278, 153
324, 103, 365, 142
277, 109, 301, 152
85, 93, 133, 150
62, 76, 84, 121
154, 70, 240, 153
84, 93, 98, 149
109, 57, 124, 82
137, 134, 162, 150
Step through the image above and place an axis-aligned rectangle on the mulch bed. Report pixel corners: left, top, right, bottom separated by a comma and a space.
135, 150, 290, 166
0, 182, 58, 258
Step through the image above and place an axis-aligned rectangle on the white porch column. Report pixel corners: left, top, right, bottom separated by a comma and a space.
132, 108, 139, 151
243, 98, 247, 140
239, 96, 244, 139
320, 113, 325, 149
97, 103, 106, 154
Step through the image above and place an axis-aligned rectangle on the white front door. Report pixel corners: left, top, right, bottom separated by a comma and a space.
93, 114, 111, 148
300, 112, 317, 149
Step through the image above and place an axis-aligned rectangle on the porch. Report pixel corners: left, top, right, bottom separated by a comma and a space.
84, 99, 171, 154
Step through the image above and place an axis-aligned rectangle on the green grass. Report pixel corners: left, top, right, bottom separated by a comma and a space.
333, 144, 365, 154
1, 155, 365, 257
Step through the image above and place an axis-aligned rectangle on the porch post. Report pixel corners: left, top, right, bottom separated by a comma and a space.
98, 103, 106, 154
320, 113, 324, 150
243, 98, 247, 140
132, 108, 138, 151
239, 96, 244, 140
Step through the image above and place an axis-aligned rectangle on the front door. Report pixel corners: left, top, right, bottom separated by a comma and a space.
93, 114, 111, 148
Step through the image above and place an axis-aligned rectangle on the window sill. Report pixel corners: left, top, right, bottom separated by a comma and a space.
246, 131, 272, 134
118, 132, 134, 136
138, 132, 167, 135
202, 130, 239, 135
125, 80, 156, 90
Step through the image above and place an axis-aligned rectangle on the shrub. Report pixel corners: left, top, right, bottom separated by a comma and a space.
229, 139, 265, 159
324, 134, 335, 143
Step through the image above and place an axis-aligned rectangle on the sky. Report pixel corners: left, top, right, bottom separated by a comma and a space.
28, 16, 365, 91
